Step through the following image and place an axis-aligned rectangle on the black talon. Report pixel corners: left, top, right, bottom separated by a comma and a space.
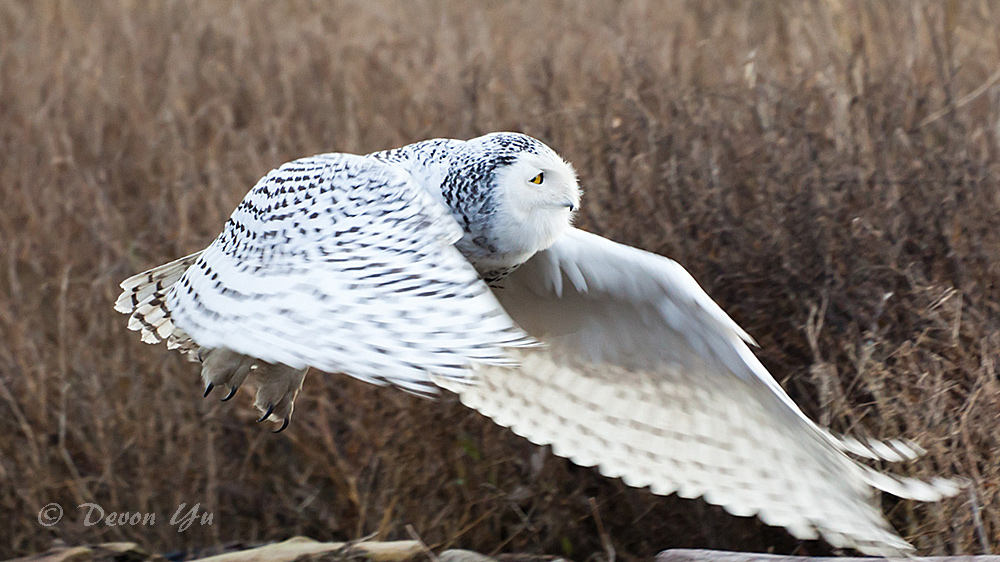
220, 386, 238, 402
273, 417, 290, 433
257, 403, 274, 422
203, 383, 215, 398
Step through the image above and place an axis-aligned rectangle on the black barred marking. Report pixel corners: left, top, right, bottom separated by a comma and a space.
135, 313, 158, 334
482, 265, 520, 287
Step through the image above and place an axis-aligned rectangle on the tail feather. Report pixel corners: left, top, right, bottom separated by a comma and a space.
115, 252, 202, 313
115, 252, 203, 358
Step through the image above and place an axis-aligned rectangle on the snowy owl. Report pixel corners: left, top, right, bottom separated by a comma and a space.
116, 132, 958, 555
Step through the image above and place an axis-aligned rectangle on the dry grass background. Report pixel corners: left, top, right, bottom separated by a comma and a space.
1, 0, 999, 559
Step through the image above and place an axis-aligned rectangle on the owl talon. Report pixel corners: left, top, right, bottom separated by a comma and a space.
251, 364, 307, 432
221, 386, 238, 402
200, 348, 254, 404
257, 402, 274, 422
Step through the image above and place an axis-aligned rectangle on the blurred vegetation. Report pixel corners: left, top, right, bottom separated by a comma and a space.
0, 1, 998, 560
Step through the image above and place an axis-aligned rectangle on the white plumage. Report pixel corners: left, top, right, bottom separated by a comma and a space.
116, 132, 958, 554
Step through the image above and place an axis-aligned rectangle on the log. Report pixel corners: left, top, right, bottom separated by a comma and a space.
2, 546, 94, 562
439, 551, 569, 562
187, 537, 423, 562
3, 542, 157, 562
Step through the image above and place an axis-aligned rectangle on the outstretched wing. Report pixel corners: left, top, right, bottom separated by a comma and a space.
158, 153, 530, 394
441, 227, 958, 555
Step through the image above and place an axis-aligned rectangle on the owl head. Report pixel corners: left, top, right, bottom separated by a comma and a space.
465, 132, 580, 264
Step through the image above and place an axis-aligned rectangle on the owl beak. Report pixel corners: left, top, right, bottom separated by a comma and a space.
562, 199, 577, 212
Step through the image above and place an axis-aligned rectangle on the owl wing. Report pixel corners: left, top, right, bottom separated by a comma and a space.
119, 153, 531, 394
440, 227, 959, 555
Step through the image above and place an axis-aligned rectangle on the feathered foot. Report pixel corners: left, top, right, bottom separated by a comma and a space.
251, 363, 309, 433
199, 347, 255, 402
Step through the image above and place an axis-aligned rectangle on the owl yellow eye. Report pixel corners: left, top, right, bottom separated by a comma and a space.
529, 172, 544, 184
